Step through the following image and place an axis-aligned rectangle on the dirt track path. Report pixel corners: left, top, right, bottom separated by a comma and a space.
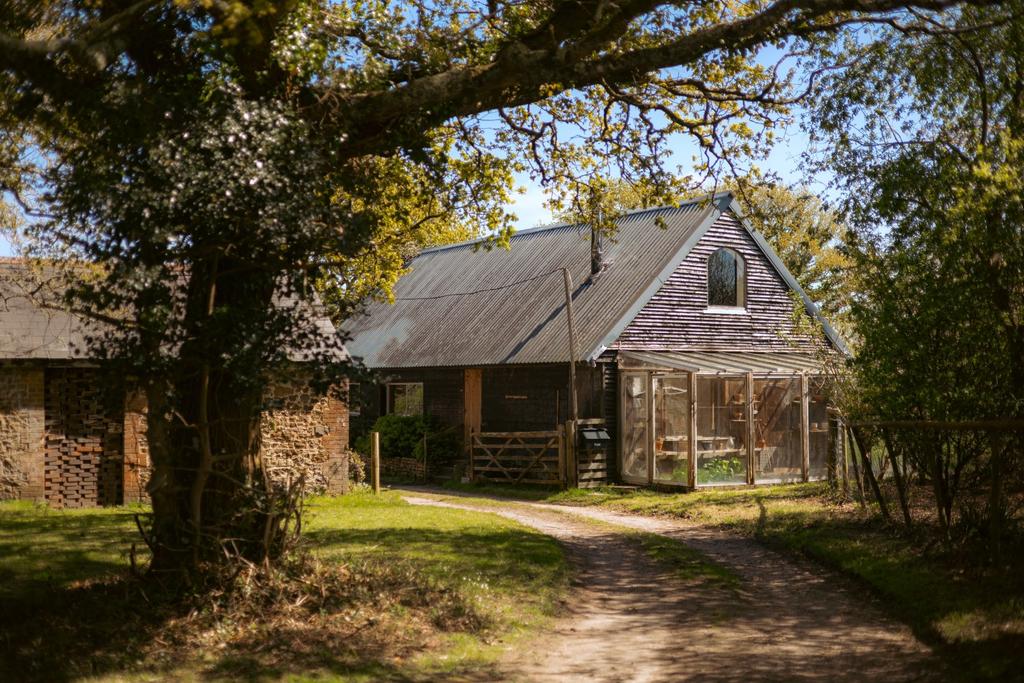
401, 490, 939, 683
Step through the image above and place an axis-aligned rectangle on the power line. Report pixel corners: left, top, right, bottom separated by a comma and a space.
392, 267, 563, 301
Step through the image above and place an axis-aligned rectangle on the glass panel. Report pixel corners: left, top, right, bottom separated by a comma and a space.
389, 383, 423, 416
808, 377, 830, 480
753, 378, 802, 483
654, 375, 690, 485
620, 373, 649, 482
695, 376, 748, 485
708, 249, 738, 307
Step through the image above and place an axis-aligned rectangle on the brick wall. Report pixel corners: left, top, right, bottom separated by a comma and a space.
0, 365, 45, 500
43, 367, 124, 508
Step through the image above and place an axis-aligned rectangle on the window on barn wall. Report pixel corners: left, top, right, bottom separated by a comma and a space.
695, 376, 748, 485
387, 383, 423, 416
753, 378, 803, 484
808, 376, 830, 479
707, 247, 745, 308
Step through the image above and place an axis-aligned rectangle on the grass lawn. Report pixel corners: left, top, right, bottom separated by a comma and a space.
444, 479, 1024, 681
0, 491, 567, 682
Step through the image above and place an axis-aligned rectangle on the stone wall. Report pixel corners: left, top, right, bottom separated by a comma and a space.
261, 379, 350, 495
122, 379, 351, 500
0, 365, 45, 500
0, 366, 349, 506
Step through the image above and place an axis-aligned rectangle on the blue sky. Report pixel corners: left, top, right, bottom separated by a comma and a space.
507, 117, 817, 229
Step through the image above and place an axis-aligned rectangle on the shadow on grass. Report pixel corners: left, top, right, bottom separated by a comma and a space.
0, 522, 556, 683
0, 506, 141, 597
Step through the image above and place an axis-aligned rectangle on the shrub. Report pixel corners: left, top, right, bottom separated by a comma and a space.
355, 415, 462, 463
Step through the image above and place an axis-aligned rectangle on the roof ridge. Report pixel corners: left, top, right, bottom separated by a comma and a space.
418, 192, 732, 256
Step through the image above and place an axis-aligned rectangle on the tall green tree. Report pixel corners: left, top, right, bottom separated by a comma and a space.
808, 1, 1024, 418
0, 0, 1001, 584
807, 3, 1024, 543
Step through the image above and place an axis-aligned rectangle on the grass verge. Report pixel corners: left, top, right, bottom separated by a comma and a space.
0, 492, 567, 682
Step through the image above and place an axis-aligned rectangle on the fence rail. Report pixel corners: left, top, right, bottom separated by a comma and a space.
470, 430, 564, 485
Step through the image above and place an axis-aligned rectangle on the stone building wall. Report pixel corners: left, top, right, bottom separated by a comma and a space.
261, 379, 350, 494
1, 367, 348, 505
121, 379, 350, 500
0, 365, 45, 501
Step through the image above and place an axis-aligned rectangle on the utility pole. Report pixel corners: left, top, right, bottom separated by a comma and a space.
562, 267, 579, 489
561, 268, 579, 422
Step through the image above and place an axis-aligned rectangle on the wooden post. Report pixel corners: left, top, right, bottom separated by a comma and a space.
800, 373, 810, 482
563, 419, 578, 489
839, 419, 849, 495
371, 431, 381, 494
562, 268, 579, 489
746, 372, 755, 485
689, 372, 698, 489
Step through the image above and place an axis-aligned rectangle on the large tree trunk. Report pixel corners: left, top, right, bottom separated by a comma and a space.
145, 256, 280, 580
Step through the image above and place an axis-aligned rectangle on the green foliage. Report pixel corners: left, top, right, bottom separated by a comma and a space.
698, 457, 746, 483
0, 0, 1004, 579
806, 3, 1024, 551
357, 414, 462, 462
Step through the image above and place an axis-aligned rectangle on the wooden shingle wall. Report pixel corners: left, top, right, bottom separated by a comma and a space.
612, 212, 819, 352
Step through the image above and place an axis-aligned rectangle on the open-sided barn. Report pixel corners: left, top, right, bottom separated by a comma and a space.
345, 193, 847, 489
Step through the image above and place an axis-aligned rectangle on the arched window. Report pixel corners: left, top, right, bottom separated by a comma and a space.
707, 247, 745, 308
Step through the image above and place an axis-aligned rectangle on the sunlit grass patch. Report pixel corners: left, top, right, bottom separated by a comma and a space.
0, 492, 568, 682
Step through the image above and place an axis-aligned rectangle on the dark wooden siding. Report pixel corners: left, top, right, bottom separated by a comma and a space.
350, 367, 465, 444
612, 211, 818, 352
481, 364, 603, 432
599, 356, 619, 481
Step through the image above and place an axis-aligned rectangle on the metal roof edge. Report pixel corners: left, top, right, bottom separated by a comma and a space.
416, 192, 735, 257
724, 196, 851, 356
583, 200, 725, 361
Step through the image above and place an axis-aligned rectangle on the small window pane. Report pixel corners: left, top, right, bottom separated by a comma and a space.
388, 383, 423, 416
753, 378, 802, 483
620, 373, 649, 482
808, 377, 830, 480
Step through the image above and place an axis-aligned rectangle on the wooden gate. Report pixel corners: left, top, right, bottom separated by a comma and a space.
470, 431, 564, 485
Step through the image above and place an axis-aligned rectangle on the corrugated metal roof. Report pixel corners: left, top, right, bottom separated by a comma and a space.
618, 350, 823, 375
345, 197, 727, 368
